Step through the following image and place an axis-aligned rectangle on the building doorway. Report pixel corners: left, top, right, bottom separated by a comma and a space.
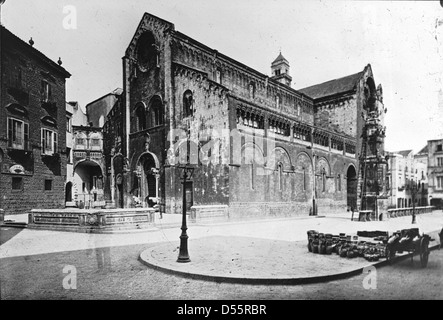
346, 165, 357, 210
65, 182, 73, 202
135, 152, 160, 208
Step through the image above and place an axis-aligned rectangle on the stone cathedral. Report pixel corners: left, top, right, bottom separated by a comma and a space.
103, 12, 389, 220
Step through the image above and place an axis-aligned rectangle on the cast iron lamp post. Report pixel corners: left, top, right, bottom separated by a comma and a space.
177, 165, 194, 263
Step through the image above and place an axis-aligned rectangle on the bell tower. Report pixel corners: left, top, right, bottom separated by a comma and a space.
271, 52, 292, 87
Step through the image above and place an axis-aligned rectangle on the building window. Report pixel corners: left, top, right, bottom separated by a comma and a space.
12, 177, 23, 190
44, 179, 53, 191
91, 138, 100, 146
276, 95, 280, 108
135, 103, 147, 131
303, 167, 306, 192
66, 147, 72, 163
150, 98, 164, 127
214, 68, 222, 84
66, 116, 72, 132
249, 82, 255, 99
437, 144, 443, 152
41, 128, 58, 155
7, 117, 29, 150
183, 90, 194, 117
275, 69, 281, 76
76, 138, 85, 146
337, 174, 341, 191
437, 176, 443, 189
41, 80, 52, 102
438, 157, 443, 167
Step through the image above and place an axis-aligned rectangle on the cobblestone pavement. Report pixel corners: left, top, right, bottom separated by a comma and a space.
1, 211, 442, 300
1, 240, 442, 300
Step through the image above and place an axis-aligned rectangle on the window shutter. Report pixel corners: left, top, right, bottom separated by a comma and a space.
54, 132, 58, 154
8, 118, 13, 148
41, 129, 46, 154
24, 123, 29, 150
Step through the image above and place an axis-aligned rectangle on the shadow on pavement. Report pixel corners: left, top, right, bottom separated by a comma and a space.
0, 227, 24, 246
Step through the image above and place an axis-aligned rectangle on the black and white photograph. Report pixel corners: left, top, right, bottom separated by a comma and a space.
0, 0, 442, 306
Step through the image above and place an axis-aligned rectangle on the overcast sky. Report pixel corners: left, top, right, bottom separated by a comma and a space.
2, 0, 442, 153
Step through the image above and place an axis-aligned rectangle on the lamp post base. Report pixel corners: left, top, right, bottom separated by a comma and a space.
177, 232, 191, 263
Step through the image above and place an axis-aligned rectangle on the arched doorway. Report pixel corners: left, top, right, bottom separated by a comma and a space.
346, 165, 357, 210
65, 182, 73, 202
135, 152, 160, 208
74, 160, 104, 208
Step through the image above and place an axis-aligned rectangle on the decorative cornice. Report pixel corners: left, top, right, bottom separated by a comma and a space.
41, 115, 58, 128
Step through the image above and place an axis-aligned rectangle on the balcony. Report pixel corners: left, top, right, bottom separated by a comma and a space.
74, 150, 103, 162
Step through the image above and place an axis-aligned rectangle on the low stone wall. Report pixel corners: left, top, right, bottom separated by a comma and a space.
190, 205, 229, 222
189, 201, 348, 223
387, 206, 435, 219
28, 208, 155, 233
228, 202, 312, 221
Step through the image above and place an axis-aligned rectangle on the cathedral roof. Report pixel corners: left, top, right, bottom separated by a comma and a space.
298, 71, 364, 100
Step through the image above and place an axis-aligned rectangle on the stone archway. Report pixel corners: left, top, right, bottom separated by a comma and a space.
65, 182, 73, 202
346, 165, 357, 210
73, 160, 104, 208
135, 152, 160, 208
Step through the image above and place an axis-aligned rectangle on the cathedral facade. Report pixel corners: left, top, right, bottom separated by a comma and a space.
106, 12, 387, 219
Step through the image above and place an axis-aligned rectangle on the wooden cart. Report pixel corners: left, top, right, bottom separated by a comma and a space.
385, 231, 432, 268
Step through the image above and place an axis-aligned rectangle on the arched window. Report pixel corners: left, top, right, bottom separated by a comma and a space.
183, 90, 194, 117
134, 103, 146, 132
136, 32, 158, 71
249, 82, 255, 99
149, 97, 164, 127
214, 68, 222, 84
